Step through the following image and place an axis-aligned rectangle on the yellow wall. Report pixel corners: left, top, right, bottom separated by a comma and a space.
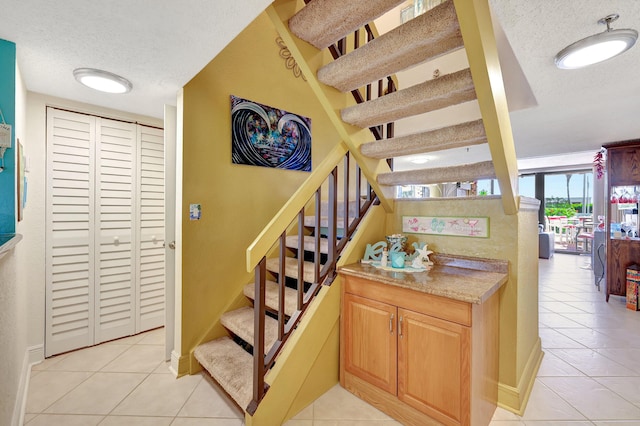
387, 197, 542, 413
180, 11, 342, 364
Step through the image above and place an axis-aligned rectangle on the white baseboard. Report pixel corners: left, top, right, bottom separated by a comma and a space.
28, 344, 44, 366
12, 345, 43, 426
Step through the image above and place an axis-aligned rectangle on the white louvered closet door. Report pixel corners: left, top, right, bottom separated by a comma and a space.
136, 125, 165, 332
45, 108, 96, 357
95, 118, 137, 343
46, 108, 165, 357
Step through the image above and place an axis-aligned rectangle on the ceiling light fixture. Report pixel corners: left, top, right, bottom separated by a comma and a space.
409, 155, 431, 164
73, 68, 133, 94
555, 14, 638, 70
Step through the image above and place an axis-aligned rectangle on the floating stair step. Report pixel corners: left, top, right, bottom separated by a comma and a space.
341, 68, 476, 129
378, 161, 496, 186
289, 0, 405, 50
360, 119, 486, 159
243, 280, 299, 317
285, 235, 329, 254
303, 215, 351, 229
318, 200, 363, 218
194, 336, 253, 410
318, 1, 463, 92
221, 306, 279, 352
266, 257, 318, 284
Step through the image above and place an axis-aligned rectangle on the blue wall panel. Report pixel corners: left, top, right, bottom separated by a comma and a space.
0, 39, 16, 234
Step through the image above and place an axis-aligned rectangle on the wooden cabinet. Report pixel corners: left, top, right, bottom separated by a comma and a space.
340, 273, 497, 426
604, 140, 640, 301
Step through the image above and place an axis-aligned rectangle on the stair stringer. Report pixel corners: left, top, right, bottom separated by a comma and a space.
453, 0, 519, 214
266, 0, 395, 213
245, 205, 388, 426
186, 290, 255, 375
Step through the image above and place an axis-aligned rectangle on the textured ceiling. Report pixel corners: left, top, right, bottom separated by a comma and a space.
0, 0, 272, 118
489, 0, 640, 160
0, 0, 639, 169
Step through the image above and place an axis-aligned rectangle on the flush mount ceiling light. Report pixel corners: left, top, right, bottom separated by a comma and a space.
408, 155, 432, 164
555, 14, 638, 70
73, 68, 132, 94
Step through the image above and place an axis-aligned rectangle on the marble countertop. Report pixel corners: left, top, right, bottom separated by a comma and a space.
338, 253, 509, 304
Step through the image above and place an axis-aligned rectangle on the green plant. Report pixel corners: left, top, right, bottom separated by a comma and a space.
544, 202, 576, 217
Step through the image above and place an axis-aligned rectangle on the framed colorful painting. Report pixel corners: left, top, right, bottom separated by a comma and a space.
231, 95, 311, 171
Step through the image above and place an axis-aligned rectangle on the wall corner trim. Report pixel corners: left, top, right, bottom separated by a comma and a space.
497, 338, 543, 415
170, 350, 190, 378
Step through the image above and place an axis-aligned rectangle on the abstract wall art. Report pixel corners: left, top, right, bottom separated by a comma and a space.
231, 95, 311, 171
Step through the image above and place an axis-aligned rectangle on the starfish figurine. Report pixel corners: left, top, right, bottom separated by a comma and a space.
411, 245, 434, 269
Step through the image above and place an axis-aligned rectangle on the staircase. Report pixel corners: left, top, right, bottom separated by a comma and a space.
290, 0, 504, 194
194, 222, 328, 410
195, 146, 375, 413
195, 0, 518, 422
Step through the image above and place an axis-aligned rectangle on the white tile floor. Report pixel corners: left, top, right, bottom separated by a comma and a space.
25, 253, 640, 425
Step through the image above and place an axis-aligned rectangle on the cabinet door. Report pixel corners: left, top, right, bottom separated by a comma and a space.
398, 308, 470, 426
607, 239, 640, 298
607, 146, 640, 186
343, 293, 397, 394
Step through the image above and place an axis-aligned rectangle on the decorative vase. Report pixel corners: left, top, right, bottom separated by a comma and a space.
386, 234, 407, 252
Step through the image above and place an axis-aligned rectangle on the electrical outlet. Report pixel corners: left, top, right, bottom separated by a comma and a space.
0, 123, 11, 148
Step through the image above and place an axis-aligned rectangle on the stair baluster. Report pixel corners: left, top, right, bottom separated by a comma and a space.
278, 232, 287, 340
248, 258, 268, 415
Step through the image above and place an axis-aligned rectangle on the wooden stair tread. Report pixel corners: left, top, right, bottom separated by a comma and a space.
360, 119, 486, 159
318, 1, 463, 92
288, 0, 405, 50
285, 235, 329, 254
221, 306, 279, 351
194, 336, 253, 410
303, 215, 351, 229
378, 161, 496, 186
266, 257, 319, 284
320, 199, 364, 217
341, 68, 476, 129
243, 280, 298, 318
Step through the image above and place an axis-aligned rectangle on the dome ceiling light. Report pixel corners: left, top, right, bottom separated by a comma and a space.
73, 68, 133, 94
555, 14, 638, 70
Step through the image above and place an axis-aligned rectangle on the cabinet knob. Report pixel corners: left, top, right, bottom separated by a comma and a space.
389, 313, 394, 333
399, 316, 404, 338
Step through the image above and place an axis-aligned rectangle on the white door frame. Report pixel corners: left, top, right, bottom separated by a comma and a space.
163, 104, 177, 362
